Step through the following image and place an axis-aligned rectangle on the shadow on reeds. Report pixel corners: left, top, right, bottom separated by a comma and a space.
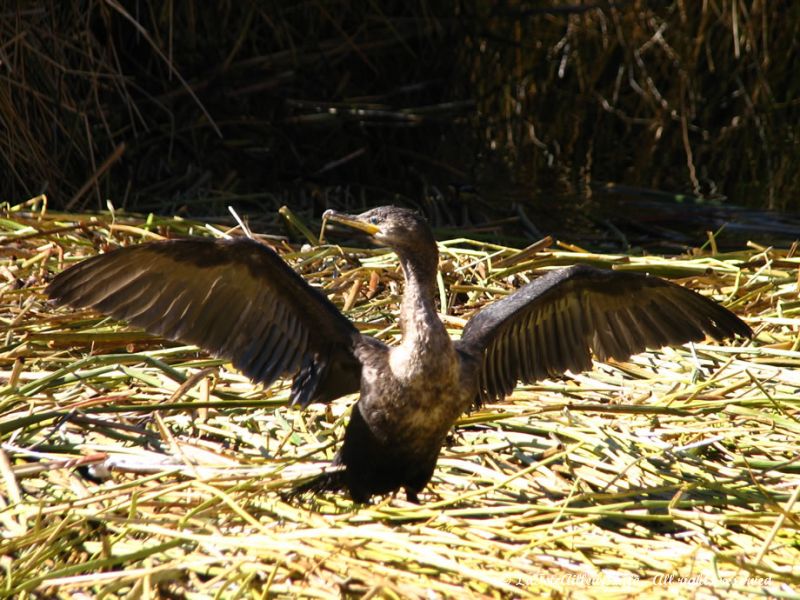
2, 2, 799, 217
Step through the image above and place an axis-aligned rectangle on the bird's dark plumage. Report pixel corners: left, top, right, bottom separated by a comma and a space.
46, 238, 362, 407
46, 207, 751, 503
457, 265, 751, 404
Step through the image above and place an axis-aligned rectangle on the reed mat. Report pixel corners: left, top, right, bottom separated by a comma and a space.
1, 197, 797, 598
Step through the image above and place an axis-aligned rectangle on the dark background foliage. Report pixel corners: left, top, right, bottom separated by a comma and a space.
2, 1, 799, 230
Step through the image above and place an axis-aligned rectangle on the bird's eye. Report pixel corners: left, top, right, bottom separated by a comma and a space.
369, 216, 380, 225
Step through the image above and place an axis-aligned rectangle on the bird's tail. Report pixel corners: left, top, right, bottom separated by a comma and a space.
285, 467, 347, 500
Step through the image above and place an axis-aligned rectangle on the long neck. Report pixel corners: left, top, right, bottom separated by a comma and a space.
396, 244, 447, 349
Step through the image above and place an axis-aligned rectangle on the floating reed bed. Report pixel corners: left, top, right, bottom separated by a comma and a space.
1, 197, 798, 598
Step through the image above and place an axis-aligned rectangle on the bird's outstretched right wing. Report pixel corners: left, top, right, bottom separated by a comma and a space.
46, 237, 362, 406
456, 264, 751, 404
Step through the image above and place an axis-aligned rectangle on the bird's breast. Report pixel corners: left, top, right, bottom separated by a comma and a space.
388, 331, 457, 381
354, 342, 468, 455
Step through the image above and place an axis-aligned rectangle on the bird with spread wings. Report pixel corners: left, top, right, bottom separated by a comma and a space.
47, 206, 751, 502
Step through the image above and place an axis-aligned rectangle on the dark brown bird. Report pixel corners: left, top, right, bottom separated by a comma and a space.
46, 206, 751, 502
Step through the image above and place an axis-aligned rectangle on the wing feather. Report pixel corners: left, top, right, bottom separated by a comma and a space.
47, 237, 362, 403
457, 264, 751, 403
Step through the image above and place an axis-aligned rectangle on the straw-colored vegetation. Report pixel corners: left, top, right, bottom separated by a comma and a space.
1, 196, 798, 598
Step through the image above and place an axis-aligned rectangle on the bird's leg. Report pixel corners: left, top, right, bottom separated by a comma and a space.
405, 489, 421, 504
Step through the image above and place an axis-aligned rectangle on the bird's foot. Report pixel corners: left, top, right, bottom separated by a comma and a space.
405, 489, 421, 504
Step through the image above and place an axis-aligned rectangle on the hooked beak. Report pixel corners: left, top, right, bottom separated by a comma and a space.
322, 210, 380, 236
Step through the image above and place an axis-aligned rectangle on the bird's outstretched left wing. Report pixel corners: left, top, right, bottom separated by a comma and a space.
456, 265, 751, 404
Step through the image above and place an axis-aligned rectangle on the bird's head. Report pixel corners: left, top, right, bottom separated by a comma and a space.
323, 206, 436, 255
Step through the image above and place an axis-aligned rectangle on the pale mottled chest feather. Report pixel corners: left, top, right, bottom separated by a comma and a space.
355, 337, 469, 455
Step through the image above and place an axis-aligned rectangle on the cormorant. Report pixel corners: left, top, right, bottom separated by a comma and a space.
46, 206, 751, 502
